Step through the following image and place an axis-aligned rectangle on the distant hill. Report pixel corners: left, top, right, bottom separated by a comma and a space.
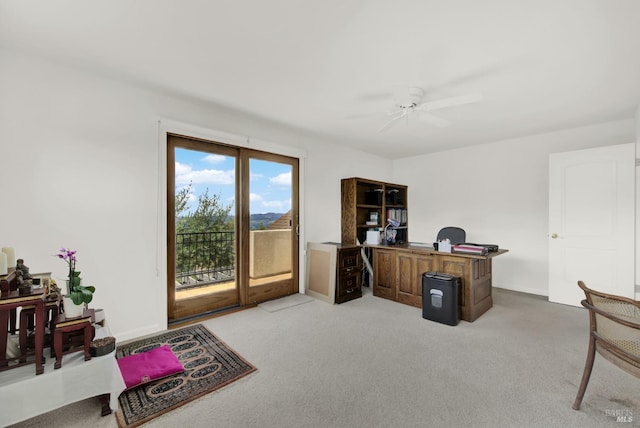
249, 212, 284, 230
178, 213, 285, 230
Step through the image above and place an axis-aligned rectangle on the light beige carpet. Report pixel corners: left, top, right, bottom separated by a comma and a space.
257, 293, 314, 312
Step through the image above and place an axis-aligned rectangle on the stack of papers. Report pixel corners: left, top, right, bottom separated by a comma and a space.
452, 244, 487, 255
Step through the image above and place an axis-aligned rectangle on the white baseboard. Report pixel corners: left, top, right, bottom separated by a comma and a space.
493, 284, 548, 297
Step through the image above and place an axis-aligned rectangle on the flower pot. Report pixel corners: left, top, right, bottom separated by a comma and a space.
62, 295, 85, 318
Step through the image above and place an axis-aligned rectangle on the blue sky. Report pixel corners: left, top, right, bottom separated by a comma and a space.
175, 148, 292, 215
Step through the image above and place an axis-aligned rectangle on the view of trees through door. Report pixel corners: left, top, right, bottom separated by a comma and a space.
167, 134, 299, 324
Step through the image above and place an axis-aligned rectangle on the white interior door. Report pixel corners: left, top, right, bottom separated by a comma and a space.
548, 143, 635, 307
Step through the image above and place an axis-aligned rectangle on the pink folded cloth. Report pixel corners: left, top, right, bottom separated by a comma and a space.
117, 345, 184, 389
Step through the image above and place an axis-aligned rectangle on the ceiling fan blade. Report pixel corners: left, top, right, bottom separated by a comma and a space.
420, 93, 483, 111
418, 112, 451, 128
378, 110, 405, 133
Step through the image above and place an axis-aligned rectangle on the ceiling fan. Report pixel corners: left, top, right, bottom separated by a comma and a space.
366, 86, 483, 133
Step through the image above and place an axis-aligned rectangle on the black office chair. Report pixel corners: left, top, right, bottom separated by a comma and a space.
436, 227, 466, 244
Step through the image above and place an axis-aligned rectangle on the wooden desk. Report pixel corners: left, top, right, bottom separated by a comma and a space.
0, 288, 45, 374
368, 244, 508, 321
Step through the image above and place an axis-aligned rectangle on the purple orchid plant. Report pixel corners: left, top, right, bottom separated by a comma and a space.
57, 247, 95, 305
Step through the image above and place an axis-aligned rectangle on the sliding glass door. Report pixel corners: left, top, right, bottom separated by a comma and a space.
167, 134, 298, 323
245, 154, 298, 303
167, 136, 239, 321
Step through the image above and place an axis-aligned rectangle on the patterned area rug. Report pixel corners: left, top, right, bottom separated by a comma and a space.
115, 324, 257, 427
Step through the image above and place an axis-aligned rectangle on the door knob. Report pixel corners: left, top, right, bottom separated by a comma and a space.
551, 233, 558, 239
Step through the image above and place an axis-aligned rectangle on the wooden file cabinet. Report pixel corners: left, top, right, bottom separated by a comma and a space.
335, 245, 363, 304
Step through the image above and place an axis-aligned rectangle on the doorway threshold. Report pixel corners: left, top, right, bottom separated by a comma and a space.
168, 304, 253, 329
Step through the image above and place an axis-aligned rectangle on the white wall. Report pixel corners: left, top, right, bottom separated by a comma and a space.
2, 45, 635, 340
636, 104, 640, 138
305, 147, 394, 243
636, 104, 640, 300
393, 119, 636, 296
0, 48, 391, 341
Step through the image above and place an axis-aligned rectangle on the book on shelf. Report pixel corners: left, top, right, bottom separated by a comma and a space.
386, 208, 407, 225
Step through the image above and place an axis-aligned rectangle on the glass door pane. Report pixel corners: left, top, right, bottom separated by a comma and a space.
246, 156, 297, 302
168, 137, 239, 322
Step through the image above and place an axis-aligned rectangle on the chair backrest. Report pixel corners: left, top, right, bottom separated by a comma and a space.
577, 281, 640, 378
436, 227, 466, 245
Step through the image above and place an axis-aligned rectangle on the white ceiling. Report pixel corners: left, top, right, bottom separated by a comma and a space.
1, 0, 639, 158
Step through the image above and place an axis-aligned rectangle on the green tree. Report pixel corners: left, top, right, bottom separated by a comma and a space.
175, 184, 190, 220
177, 188, 232, 233
175, 183, 234, 282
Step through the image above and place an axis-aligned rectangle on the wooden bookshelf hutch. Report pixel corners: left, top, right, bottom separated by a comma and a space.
341, 177, 408, 245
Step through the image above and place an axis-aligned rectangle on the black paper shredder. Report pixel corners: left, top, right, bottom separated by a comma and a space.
422, 272, 460, 326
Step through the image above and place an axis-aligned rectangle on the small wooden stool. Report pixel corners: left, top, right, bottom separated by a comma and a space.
0, 289, 46, 375
19, 298, 60, 361
52, 309, 94, 369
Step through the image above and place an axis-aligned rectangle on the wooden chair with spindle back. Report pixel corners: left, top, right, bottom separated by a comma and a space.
573, 280, 640, 410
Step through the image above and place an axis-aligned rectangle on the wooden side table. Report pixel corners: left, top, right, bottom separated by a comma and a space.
52, 309, 94, 369
0, 289, 45, 375
19, 297, 60, 360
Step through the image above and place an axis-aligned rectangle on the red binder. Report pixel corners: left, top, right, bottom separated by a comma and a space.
452, 244, 487, 255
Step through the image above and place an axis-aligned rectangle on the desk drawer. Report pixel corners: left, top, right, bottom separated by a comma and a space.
337, 271, 361, 299
339, 249, 360, 269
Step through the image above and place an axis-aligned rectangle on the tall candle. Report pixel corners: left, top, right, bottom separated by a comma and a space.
0, 252, 7, 275
1, 247, 15, 267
